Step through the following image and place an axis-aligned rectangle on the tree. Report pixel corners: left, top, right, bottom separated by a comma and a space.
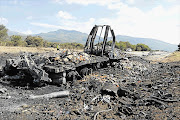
0, 25, 8, 45
43, 40, 49, 47
136, 43, 151, 51
33, 36, 43, 47
75, 43, 84, 49
10, 35, 22, 46
125, 42, 131, 48
97, 40, 151, 51
107, 41, 113, 46
136, 46, 142, 51
25, 36, 34, 46
25, 36, 43, 47
118, 41, 127, 50
58, 42, 84, 49
131, 45, 136, 51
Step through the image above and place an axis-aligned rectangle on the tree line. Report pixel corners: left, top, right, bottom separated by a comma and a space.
0, 25, 84, 49
0, 24, 152, 51
107, 41, 151, 51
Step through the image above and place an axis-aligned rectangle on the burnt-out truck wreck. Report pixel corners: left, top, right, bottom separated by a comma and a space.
0, 25, 179, 120
0, 25, 127, 86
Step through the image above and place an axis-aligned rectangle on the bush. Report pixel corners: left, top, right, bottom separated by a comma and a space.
59, 42, 84, 49
25, 36, 43, 47
106, 41, 151, 51
135, 43, 151, 51
10, 35, 23, 46
0, 24, 8, 45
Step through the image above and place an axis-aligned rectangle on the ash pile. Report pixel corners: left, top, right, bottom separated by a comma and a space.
0, 51, 179, 120
0, 49, 127, 86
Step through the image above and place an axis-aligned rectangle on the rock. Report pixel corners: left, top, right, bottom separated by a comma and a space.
0, 66, 4, 76
0, 88, 7, 94
63, 58, 69, 62
101, 82, 119, 96
102, 95, 111, 103
67, 55, 73, 60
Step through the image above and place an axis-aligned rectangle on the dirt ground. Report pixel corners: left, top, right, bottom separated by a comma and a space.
157, 51, 180, 63
0, 46, 58, 54
0, 46, 83, 54
0, 48, 179, 120
126, 51, 180, 63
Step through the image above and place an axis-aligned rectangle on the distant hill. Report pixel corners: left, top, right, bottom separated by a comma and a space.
35, 29, 88, 43
116, 35, 178, 52
7, 29, 178, 52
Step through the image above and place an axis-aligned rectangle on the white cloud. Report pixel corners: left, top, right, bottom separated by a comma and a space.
26, 16, 33, 20
10, 0, 17, 4
57, 11, 75, 19
127, 0, 134, 4
9, 0, 26, 5
0, 17, 8, 25
30, 22, 64, 29
97, 5, 180, 44
107, 2, 124, 9
50, 0, 180, 44
32, 3, 180, 44
166, 0, 178, 2
30, 18, 95, 33
58, 18, 95, 32
53, 0, 121, 6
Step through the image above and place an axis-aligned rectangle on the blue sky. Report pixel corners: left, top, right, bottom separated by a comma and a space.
0, 0, 179, 44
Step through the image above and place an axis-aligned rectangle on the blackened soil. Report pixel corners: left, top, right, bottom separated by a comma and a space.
0, 53, 179, 120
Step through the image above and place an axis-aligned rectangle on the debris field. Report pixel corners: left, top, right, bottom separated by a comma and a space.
0, 51, 179, 120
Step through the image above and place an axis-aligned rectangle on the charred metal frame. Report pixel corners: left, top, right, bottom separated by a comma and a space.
84, 25, 116, 57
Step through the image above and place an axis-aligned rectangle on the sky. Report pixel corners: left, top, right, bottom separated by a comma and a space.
0, 0, 179, 44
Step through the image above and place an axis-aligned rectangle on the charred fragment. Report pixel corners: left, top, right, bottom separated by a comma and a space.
1, 25, 128, 86
2, 54, 51, 86
0, 25, 179, 120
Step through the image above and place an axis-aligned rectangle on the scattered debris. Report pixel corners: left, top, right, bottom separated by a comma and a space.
0, 88, 7, 94
29, 91, 69, 99
0, 96, 11, 99
0, 25, 179, 119
0, 53, 179, 119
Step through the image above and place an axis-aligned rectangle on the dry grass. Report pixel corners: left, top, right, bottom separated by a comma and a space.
158, 51, 180, 63
0, 46, 83, 54
0, 46, 58, 54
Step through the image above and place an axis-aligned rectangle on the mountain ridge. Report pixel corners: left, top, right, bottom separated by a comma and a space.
8, 29, 178, 52
115, 35, 177, 52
